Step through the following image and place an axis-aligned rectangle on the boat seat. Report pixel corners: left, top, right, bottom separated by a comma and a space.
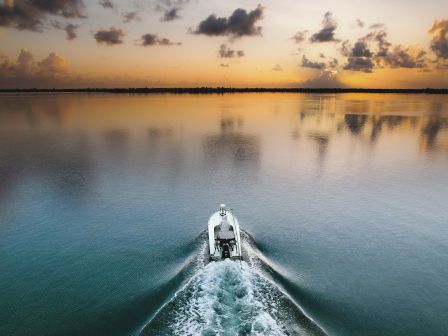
217, 217, 235, 240
217, 230, 235, 240
220, 218, 231, 230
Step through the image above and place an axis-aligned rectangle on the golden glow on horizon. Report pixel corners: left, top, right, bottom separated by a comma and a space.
3, 93, 447, 159
0, 0, 447, 88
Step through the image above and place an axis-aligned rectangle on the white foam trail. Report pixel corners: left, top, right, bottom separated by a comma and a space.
141, 234, 325, 336
171, 259, 288, 336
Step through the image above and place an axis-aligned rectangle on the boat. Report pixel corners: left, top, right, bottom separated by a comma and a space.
208, 204, 243, 261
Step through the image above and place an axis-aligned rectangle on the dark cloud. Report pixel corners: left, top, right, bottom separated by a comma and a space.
0, 0, 86, 32
162, 7, 180, 21
382, 46, 427, 68
429, 19, 448, 59
341, 30, 427, 72
352, 41, 373, 57
218, 44, 244, 58
122, 11, 140, 23
51, 20, 78, 40
155, 0, 189, 22
139, 33, 181, 46
0, 3, 42, 31
356, 19, 364, 28
31, 0, 85, 18
310, 12, 339, 43
301, 55, 326, 69
341, 35, 378, 72
344, 56, 375, 72
94, 27, 125, 45
99, 0, 114, 9
194, 5, 264, 38
363, 30, 391, 56
364, 30, 427, 69
65, 23, 78, 40
272, 64, 283, 71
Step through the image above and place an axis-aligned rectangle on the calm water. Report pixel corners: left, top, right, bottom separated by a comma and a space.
1, 93, 448, 336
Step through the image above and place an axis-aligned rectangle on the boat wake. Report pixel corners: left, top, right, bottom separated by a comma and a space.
140, 231, 326, 336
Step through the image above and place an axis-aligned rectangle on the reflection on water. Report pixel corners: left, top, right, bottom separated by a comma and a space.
1, 93, 448, 336
1, 92, 447, 208
308, 132, 329, 173
344, 114, 368, 135
1, 92, 447, 204
204, 114, 260, 167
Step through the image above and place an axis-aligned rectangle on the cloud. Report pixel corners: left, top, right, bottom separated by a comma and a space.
65, 23, 78, 40
356, 19, 364, 28
99, 0, 114, 9
15, 48, 34, 76
369, 23, 385, 30
344, 56, 375, 72
292, 30, 307, 44
340, 39, 374, 72
0, 49, 69, 86
220, 63, 229, 67
341, 30, 428, 72
51, 20, 79, 40
429, 19, 448, 59
29, 0, 86, 18
301, 55, 326, 69
292, 71, 345, 88
340, 34, 378, 72
139, 33, 181, 46
94, 27, 125, 45
37, 51, 69, 76
352, 41, 373, 57
193, 5, 264, 38
382, 45, 427, 68
343, 40, 373, 57
364, 30, 427, 69
0, 0, 86, 32
218, 44, 244, 58
310, 12, 339, 43
363, 30, 391, 56
155, 0, 190, 22
122, 11, 140, 23
328, 57, 339, 68
162, 7, 180, 21
272, 64, 283, 71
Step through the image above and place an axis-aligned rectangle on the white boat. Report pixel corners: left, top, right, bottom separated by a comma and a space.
208, 204, 243, 261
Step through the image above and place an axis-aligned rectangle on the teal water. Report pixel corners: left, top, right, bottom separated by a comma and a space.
0, 93, 447, 335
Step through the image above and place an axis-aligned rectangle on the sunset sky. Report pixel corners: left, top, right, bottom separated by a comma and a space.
0, 0, 447, 88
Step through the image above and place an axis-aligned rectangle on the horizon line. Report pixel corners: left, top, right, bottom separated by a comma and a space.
1, 87, 448, 94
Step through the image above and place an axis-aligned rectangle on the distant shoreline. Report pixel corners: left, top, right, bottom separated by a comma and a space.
0, 87, 447, 94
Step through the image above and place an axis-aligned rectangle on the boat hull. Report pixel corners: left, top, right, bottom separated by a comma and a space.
208, 209, 242, 261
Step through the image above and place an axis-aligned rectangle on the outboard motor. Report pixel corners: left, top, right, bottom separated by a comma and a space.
221, 243, 230, 259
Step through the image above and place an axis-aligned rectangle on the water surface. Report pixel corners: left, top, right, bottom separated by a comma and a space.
0, 93, 448, 335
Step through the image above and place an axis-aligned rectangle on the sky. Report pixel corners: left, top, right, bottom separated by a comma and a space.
0, 0, 447, 88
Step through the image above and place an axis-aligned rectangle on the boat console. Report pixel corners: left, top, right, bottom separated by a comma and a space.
208, 204, 242, 261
